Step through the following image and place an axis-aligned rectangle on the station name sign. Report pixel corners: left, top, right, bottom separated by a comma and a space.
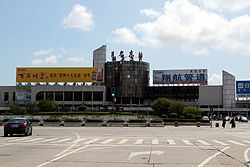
16, 67, 104, 83
153, 69, 208, 85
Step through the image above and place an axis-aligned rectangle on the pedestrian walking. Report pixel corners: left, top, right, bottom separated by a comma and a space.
222, 116, 226, 128
230, 117, 236, 128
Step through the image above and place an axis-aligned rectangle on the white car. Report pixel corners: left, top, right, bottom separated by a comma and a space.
241, 116, 248, 122
202, 116, 209, 120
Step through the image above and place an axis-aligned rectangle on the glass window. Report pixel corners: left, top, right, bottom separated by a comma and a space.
36, 92, 44, 101
93, 92, 103, 101
74, 92, 82, 101
84, 92, 92, 101
45, 91, 54, 100
64, 92, 73, 101
55, 92, 63, 101
4, 92, 9, 101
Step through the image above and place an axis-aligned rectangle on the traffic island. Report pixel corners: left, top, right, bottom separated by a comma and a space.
85, 119, 104, 127
127, 119, 146, 127
63, 119, 82, 127
43, 118, 61, 127
106, 120, 125, 127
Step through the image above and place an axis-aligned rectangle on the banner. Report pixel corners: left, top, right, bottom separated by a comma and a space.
16, 85, 31, 104
153, 69, 208, 84
236, 81, 250, 96
16, 67, 104, 83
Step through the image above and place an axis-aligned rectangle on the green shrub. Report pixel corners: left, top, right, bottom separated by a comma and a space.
9, 102, 27, 115
3, 118, 9, 122
65, 119, 82, 122
169, 113, 178, 118
151, 98, 172, 117
38, 99, 58, 112
182, 106, 203, 119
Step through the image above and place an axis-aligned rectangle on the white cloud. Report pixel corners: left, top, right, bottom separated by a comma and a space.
110, 0, 250, 56
108, 28, 144, 46
194, 0, 250, 12
31, 55, 61, 65
140, 8, 160, 19
67, 56, 84, 62
62, 4, 95, 31
33, 49, 53, 56
208, 73, 222, 85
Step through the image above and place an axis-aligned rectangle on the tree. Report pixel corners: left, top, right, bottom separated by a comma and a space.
9, 102, 27, 115
151, 98, 172, 117
25, 103, 38, 115
78, 105, 87, 111
182, 106, 203, 120
169, 100, 185, 117
38, 99, 58, 112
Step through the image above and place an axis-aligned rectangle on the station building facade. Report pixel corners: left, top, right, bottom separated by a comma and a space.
0, 45, 249, 116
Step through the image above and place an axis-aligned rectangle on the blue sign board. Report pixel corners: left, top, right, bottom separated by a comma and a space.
236, 81, 250, 94
153, 69, 208, 85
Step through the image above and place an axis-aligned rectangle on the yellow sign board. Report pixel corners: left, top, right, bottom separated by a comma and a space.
16, 67, 104, 83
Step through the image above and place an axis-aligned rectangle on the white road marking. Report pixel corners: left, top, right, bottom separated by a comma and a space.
50, 138, 72, 143
197, 147, 230, 167
7, 137, 31, 142
128, 151, 164, 160
167, 140, 176, 145
197, 140, 211, 146
183, 140, 193, 145
152, 139, 159, 145
134, 139, 144, 144
83, 138, 100, 144
212, 140, 229, 146
101, 139, 114, 144
244, 148, 250, 165
118, 139, 128, 144
54, 133, 81, 157
243, 140, 250, 144
23, 138, 44, 142
38, 138, 58, 143
227, 140, 246, 146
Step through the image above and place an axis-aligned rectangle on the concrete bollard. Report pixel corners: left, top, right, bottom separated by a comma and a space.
197, 122, 200, 127
215, 123, 219, 127
174, 121, 178, 127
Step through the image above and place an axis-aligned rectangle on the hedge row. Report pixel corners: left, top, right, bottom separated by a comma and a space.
163, 118, 210, 123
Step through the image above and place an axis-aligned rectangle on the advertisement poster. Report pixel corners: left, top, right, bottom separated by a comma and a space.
16, 85, 31, 104
16, 67, 104, 83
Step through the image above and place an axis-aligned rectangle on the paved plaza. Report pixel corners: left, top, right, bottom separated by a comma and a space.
1, 121, 250, 167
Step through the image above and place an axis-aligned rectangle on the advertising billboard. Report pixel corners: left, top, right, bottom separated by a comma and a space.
16, 67, 104, 83
236, 81, 250, 97
16, 85, 31, 104
153, 69, 208, 84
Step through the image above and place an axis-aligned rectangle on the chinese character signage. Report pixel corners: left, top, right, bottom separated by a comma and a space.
236, 81, 250, 97
16, 67, 104, 83
16, 85, 31, 104
153, 69, 208, 84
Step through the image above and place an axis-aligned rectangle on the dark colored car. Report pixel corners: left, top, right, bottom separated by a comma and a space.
4, 118, 32, 137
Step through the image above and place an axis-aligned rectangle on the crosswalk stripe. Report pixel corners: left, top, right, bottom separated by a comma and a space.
228, 140, 246, 146
101, 139, 114, 144
197, 140, 211, 145
167, 140, 176, 145
212, 140, 229, 146
84, 138, 100, 144
23, 138, 44, 142
152, 139, 159, 145
134, 139, 144, 144
183, 140, 193, 145
38, 138, 58, 143
118, 139, 129, 144
7, 137, 31, 142
50, 138, 72, 143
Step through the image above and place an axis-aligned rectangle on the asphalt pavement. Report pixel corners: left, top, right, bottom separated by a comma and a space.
0, 121, 250, 167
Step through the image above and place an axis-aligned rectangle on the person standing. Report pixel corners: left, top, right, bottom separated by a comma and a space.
222, 116, 226, 128
230, 117, 236, 128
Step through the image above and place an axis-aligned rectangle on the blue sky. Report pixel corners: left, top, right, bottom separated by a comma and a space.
1, 0, 250, 86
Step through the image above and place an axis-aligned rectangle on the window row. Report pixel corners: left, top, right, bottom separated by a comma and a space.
36, 91, 103, 102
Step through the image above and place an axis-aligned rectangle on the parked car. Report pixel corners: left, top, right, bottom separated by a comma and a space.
241, 116, 248, 122
202, 116, 209, 120
4, 118, 32, 137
